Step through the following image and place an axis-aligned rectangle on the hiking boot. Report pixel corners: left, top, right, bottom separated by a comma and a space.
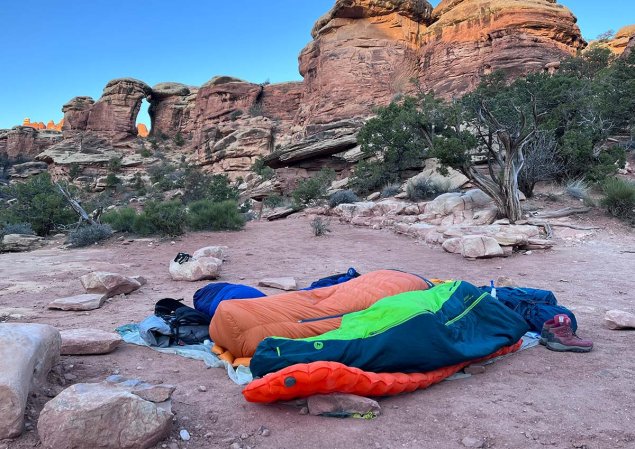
540, 314, 571, 346
545, 321, 593, 353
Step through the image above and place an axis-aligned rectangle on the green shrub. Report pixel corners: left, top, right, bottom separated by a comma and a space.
133, 201, 186, 236
0, 173, 76, 236
67, 224, 113, 248
1, 223, 35, 235
108, 157, 122, 173
381, 183, 401, 198
251, 157, 275, 180
310, 217, 331, 237
328, 190, 359, 208
105, 173, 121, 187
68, 163, 82, 180
140, 148, 152, 158
182, 169, 239, 204
565, 179, 590, 200
263, 194, 284, 208
601, 178, 635, 221
102, 207, 137, 233
350, 159, 394, 194
406, 178, 452, 201
292, 168, 336, 208
186, 200, 245, 231
173, 132, 185, 147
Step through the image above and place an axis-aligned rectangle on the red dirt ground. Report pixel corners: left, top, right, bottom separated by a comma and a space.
1, 213, 634, 449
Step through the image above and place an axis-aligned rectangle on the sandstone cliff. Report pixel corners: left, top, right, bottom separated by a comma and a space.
22, 0, 590, 180
607, 25, 635, 56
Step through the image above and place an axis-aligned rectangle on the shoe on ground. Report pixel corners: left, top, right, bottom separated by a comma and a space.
540, 314, 571, 346
543, 315, 593, 353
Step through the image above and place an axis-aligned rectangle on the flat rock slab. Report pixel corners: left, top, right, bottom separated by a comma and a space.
258, 277, 298, 291
80, 272, 142, 298
0, 323, 60, 439
1, 234, 46, 252
60, 329, 123, 355
48, 294, 106, 311
38, 380, 173, 449
307, 393, 381, 417
605, 310, 635, 330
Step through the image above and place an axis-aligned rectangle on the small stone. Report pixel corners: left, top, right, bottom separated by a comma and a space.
299, 407, 309, 415
47, 294, 106, 311
258, 277, 298, 291
307, 393, 381, 417
240, 433, 249, 440
461, 436, 484, 448
204, 433, 213, 438
180, 429, 191, 441
261, 429, 270, 437
198, 385, 207, 392
605, 310, 635, 330
230, 443, 242, 449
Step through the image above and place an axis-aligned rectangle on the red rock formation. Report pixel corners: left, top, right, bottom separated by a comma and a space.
62, 79, 151, 142
136, 124, 149, 138
148, 82, 194, 138
295, 0, 427, 128
418, 0, 586, 97
606, 25, 635, 55
0, 127, 62, 160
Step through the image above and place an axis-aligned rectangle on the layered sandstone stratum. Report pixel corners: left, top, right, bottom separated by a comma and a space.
1, 0, 607, 179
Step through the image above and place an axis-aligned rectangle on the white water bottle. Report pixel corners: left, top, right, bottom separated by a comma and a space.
490, 280, 497, 299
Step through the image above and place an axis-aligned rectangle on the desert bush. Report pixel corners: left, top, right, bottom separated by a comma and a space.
601, 177, 635, 221
0, 173, 76, 236
133, 201, 186, 236
1, 222, 35, 235
108, 157, 122, 173
182, 169, 239, 204
263, 194, 284, 208
105, 173, 121, 187
310, 217, 331, 237
565, 179, 591, 201
102, 207, 137, 233
67, 224, 113, 248
292, 168, 336, 208
68, 163, 82, 180
328, 190, 359, 208
251, 157, 275, 180
173, 132, 185, 147
381, 182, 401, 198
406, 178, 452, 202
186, 200, 245, 231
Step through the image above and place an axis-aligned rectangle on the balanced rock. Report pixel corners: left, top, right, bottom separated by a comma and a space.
0, 324, 61, 439
605, 310, 635, 330
307, 393, 381, 417
169, 257, 222, 282
258, 277, 298, 291
105, 376, 176, 403
60, 329, 122, 355
80, 272, 142, 298
48, 293, 106, 311
38, 380, 173, 449
1, 234, 46, 252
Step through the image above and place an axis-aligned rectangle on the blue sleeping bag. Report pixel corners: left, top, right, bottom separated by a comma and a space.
194, 283, 266, 318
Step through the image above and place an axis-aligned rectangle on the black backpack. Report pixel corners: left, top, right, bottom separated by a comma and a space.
154, 298, 212, 345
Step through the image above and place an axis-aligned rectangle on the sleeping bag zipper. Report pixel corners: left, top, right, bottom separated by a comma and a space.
445, 292, 488, 326
298, 313, 345, 323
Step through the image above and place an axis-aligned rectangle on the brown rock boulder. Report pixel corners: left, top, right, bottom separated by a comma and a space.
419, 0, 585, 97
80, 272, 143, 298
148, 82, 193, 138
60, 328, 123, 355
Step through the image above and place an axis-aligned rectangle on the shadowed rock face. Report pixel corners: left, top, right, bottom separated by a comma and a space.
0, 127, 62, 160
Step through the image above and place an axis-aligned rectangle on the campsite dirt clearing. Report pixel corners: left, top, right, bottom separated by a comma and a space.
1, 216, 634, 449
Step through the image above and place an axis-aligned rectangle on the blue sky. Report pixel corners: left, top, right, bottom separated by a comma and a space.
0, 0, 632, 129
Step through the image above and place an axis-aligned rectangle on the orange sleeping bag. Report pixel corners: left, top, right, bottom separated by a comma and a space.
209, 270, 430, 359
243, 341, 522, 403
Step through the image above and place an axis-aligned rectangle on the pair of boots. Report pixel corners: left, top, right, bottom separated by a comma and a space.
540, 314, 593, 353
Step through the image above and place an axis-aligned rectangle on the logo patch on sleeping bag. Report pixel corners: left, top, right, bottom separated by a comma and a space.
314, 342, 324, 350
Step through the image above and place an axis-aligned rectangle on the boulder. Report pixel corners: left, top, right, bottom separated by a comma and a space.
192, 245, 228, 261
169, 257, 222, 282
48, 293, 106, 311
442, 238, 463, 254
60, 329, 123, 355
461, 236, 505, 259
38, 380, 173, 449
264, 207, 296, 221
258, 277, 298, 291
605, 310, 635, 330
0, 324, 61, 439
104, 376, 177, 403
1, 234, 46, 252
80, 272, 142, 298
307, 393, 381, 417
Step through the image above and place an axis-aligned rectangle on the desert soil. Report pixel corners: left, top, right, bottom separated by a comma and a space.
1, 213, 634, 449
